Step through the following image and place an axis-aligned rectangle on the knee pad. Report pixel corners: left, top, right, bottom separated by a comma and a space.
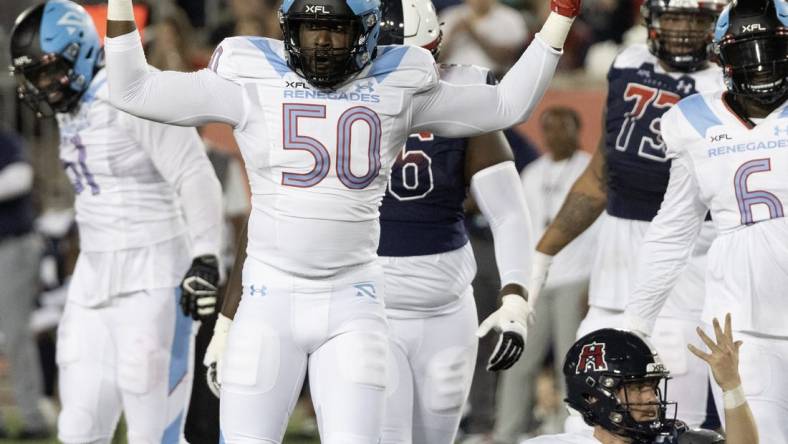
58, 406, 101, 443
424, 346, 474, 414
223, 319, 278, 393
337, 330, 388, 389
118, 335, 167, 395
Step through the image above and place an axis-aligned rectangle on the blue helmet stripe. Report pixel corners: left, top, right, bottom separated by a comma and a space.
714, 4, 731, 42
775, 0, 788, 26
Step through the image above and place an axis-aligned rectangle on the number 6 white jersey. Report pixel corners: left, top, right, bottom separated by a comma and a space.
627, 91, 788, 337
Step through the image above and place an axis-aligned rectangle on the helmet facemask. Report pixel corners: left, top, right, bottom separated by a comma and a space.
12, 52, 82, 117
718, 32, 788, 105
280, 0, 380, 90
645, 7, 719, 72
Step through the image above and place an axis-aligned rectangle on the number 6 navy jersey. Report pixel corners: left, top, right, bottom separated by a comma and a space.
377, 64, 494, 257
604, 44, 723, 222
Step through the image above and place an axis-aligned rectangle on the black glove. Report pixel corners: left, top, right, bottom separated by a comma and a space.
180, 255, 219, 321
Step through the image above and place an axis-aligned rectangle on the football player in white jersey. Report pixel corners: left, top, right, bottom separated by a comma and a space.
624, 0, 788, 440
203, 1, 535, 442
527, 0, 727, 427
521, 320, 757, 444
9, 2, 223, 442
102, 0, 578, 440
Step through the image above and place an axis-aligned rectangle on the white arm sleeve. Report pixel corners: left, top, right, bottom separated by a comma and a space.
411, 34, 560, 138
0, 163, 33, 201
470, 161, 533, 288
129, 115, 224, 259
625, 151, 707, 335
104, 31, 246, 127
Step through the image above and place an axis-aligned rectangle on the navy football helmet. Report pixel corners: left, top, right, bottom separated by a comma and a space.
279, 0, 381, 88
564, 329, 675, 443
642, 0, 727, 72
713, 0, 788, 104
10, 0, 102, 116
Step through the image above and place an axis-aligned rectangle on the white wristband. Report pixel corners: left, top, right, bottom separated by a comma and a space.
108, 0, 135, 21
536, 12, 574, 50
723, 385, 746, 410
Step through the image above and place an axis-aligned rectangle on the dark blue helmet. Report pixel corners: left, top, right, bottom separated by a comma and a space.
279, 0, 381, 89
10, 0, 102, 116
641, 0, 727, 72
564, 329, 675, 443
713, 0, 788, 104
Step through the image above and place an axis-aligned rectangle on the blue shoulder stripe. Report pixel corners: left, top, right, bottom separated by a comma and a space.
369, 46, 408, 83
247, 37, 290, 78
677, 94, 722, 138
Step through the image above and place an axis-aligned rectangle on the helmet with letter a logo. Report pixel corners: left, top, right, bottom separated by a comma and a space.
563, 328, 674, 443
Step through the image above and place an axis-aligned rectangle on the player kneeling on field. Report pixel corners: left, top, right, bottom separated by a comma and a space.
522, 314, 757, 444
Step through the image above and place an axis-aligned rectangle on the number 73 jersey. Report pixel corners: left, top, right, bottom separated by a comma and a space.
604, 44, 723, 221
658, 92, 788, 335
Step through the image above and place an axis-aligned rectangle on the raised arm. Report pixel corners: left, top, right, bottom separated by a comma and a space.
410, 8, 576, 137
105, 0, 246, 127
688, 314, 759, 444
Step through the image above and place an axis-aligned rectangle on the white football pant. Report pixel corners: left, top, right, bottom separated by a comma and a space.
220, 257, 389, 444
57, 288, 193, 444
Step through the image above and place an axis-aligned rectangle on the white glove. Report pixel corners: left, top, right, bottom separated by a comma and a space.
203, 313, 232, 398
476, 294, 534, 371
527, 251, 554, 305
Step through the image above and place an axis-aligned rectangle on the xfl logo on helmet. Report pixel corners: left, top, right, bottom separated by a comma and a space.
576, 342, 608, 374
305, 4, 331, 13
741, 23, 767, 33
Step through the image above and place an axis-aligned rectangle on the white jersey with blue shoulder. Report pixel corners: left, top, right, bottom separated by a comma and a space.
104, 29, 561, 279
628, 91, 788, 336
210, 37, 438, 278
57, 69, 222, 305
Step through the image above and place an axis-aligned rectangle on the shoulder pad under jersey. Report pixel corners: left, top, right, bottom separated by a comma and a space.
611, 43, 655, 71
437, 63, 495, 86
208, 36, 291, 83
362, 44, 438, 91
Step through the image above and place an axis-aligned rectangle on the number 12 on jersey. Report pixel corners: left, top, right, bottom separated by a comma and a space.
282, 103, 381, 190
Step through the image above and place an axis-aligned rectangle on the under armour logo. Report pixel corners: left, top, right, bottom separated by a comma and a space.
741, 23, 767, 33
57, 11, 85, 35
676, 79, 693, 95
575, 342, 608, 374
305, 4, 330, 14
353, 282, 377, 300
249, 284, 268, 297
354, 80, 375, 93
774, 125, 788, 137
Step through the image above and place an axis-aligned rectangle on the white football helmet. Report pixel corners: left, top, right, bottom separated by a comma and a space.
379, 0, 442, 57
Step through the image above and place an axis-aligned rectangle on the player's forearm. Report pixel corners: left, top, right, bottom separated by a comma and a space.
179, 169, 223, 259
471, 161, 533, 290
725, 402, 759, 444
107, 0, 136, 37
221, 219, 247, 319
536, 176, 606, 256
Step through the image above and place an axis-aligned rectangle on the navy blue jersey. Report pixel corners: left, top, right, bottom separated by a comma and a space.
378, 64, 497, 257
378, 132, 469, 256
604, 44, 722, 221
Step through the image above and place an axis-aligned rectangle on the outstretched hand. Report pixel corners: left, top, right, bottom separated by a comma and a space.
688, 313, 743, 392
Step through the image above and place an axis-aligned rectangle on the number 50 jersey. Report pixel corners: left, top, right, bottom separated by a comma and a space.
211, 37, 439, 278
604, 44, 722, 221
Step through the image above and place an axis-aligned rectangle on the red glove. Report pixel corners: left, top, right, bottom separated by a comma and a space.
551, 0, 581, 18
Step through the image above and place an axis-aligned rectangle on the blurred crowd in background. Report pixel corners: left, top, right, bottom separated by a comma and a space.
0, 0, 645, 441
